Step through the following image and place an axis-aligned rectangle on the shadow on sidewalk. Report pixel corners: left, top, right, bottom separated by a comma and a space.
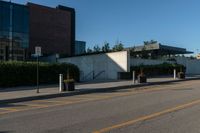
0, 84, 58, 93
1, 76, 200, 105
0, 80, 125, 93
0, 81, 179, 105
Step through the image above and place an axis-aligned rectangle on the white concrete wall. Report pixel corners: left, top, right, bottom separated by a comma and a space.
176, 57, 200, 74
58, 51, 130, 81
130, 57, 200, 75
130, 57, 173, 66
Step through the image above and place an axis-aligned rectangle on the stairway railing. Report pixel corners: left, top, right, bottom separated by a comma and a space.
94, 70, 105, 79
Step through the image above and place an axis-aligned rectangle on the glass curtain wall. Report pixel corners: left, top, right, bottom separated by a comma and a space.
0, 1, 29, 61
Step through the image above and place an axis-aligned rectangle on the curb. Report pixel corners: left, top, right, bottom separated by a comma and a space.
1, 77, 200, 104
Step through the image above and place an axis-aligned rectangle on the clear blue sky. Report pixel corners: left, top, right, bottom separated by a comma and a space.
8, 0, 200, 54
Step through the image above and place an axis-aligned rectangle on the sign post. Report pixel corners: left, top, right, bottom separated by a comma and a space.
174, 69, 176, 79
132, 71, 136, 84
35, 46, 42, 93
59, 74, 64, 92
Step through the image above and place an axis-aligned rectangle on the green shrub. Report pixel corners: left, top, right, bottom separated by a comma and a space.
130, 63, 186, 77
0, 61, 79, 87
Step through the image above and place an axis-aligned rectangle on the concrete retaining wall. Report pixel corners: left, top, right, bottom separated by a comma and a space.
59, 52, 200, 81
130, 58, 173, 66
58, 51, 130, 81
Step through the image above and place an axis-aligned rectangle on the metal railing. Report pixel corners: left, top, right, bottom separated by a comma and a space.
94, 70, 105, 79
82, 70, 94, 81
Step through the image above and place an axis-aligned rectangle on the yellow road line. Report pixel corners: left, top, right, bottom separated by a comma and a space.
28, 82, 195, 109
0, 110, 15, 115
0, 107, 19, 111
81, 95, 114, 99
20, 82, 196, 112
93, 99, 200, 133
117, 82, 195, 97
45, 97, 93, 102
24, 99, 90, 109
73, 95, 110, 99
22, 103, 49, 107
31, 100, 74, 104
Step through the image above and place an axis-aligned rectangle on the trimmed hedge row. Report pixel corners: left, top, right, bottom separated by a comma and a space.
0, 61, 80, 87
130, 63, 186, 77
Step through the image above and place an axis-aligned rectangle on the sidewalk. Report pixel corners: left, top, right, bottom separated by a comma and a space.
1, 75, 200, 104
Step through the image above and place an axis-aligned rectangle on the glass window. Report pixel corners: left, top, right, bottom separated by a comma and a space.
13, 4, 29, 33
12, 4, 29, 48
0, 2, 10, 31
0, 1, 29, 59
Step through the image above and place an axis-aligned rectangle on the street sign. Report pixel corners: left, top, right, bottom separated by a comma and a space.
35, 46, 42, 56
35, 46, 41, 93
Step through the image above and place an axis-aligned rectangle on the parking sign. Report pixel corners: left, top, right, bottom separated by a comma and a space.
35, 46, 42, 56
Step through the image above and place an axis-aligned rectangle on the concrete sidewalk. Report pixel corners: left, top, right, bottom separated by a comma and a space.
1, 75, 200, 104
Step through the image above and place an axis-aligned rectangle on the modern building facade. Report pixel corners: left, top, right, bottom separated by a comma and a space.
126, 43, 193, 59
0, 1, 29, 60
75, 41, 86, 55
27, 3, 75, 58
0, 1, 75, 61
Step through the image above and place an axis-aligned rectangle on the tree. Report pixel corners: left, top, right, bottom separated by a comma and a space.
112, 42, 124, 51
144, 41, 149, 45
190, 55, 196, 59
102, 42, 110, 52
143, 40, 157, 45
140, 45, 149, 59
130, 46, 137, 57
86, 48, 93, 53
150, 40, 157, 44
93, 45, 101, 53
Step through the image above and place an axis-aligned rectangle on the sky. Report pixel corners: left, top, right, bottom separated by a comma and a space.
6, 0, 200, 54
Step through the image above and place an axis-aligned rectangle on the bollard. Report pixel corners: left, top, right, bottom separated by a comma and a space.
59, 74, 64, 92
174, 69, 176, 79
132, 71, 136, 84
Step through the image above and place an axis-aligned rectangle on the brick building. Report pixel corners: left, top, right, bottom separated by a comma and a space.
28, 3, 75, 58
0, 1, 75, 61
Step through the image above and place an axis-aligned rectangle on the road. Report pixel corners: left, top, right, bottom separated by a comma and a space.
0, 80, 200, 133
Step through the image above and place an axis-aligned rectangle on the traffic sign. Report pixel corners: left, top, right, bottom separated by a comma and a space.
35, 46, 42, 56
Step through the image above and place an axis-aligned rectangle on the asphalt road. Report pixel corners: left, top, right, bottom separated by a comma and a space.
0, 80, 200, 133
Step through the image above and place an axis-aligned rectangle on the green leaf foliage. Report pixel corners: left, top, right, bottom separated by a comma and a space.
112, 43, 124, 51
130, 63, 186, 77
0, 61, 80, 87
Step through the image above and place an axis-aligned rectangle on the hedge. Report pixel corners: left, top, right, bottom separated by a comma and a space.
130, 63, 186, 77
0, 61, 80, 87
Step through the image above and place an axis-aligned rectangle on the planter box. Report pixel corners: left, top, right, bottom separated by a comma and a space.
178, 72, 185, 79
63, 81, 75, 91
138, 75, 147, 83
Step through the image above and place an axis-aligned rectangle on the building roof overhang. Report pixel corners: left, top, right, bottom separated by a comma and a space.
126, 43, 193, 55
